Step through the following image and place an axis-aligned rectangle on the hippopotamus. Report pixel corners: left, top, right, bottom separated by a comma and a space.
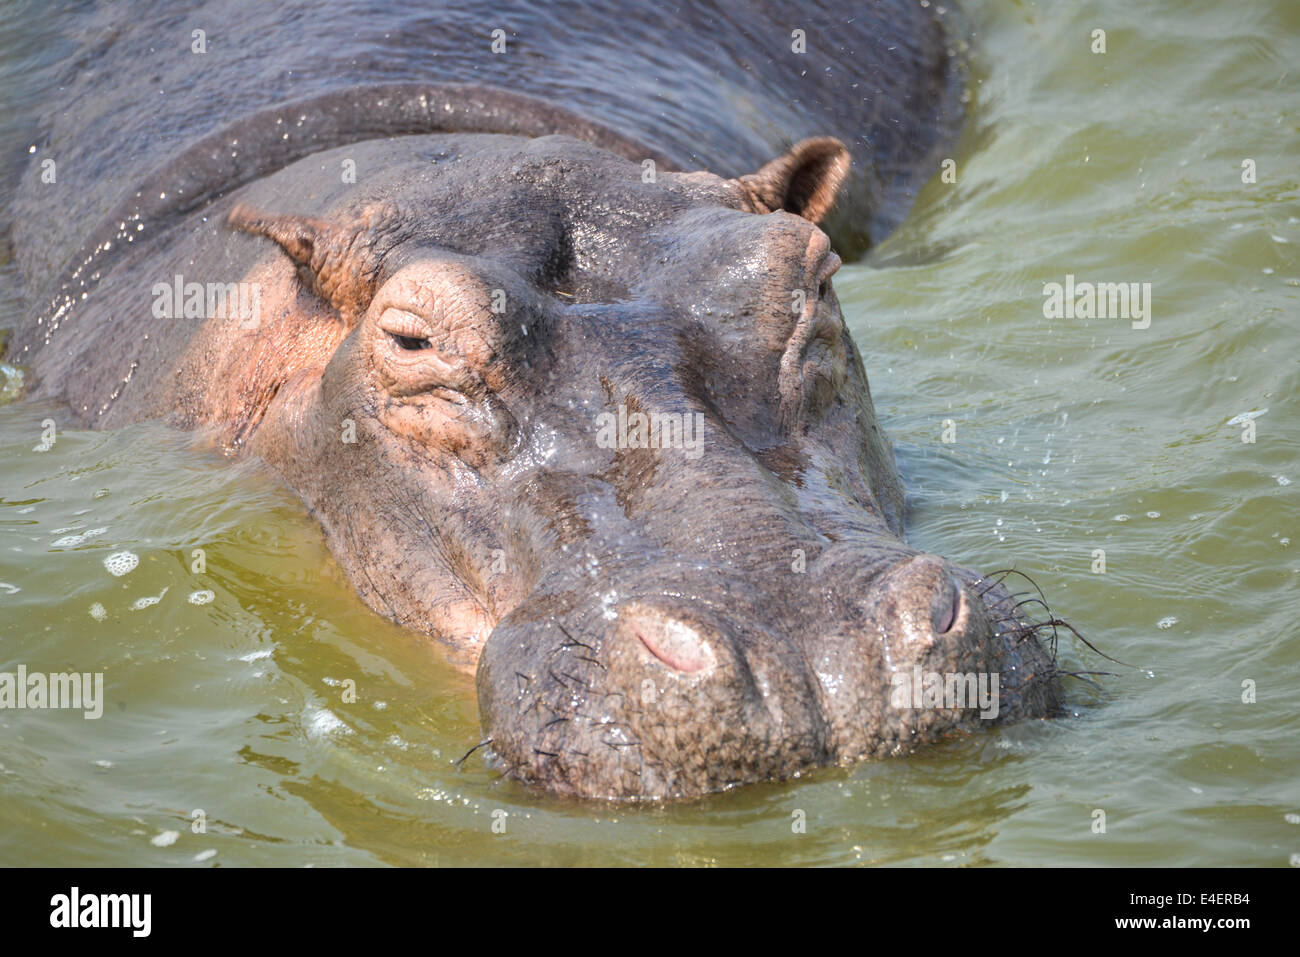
3, 0, 1063, 799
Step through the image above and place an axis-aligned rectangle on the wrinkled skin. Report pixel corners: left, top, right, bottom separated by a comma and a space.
6, 3, 1063, 801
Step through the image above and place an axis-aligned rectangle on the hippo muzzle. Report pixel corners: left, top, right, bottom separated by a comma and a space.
478, 519, 1060, 800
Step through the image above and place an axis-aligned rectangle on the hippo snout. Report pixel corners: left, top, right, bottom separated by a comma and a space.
475, 549, 1060, 801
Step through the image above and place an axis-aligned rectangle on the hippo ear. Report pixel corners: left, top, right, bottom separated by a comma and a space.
227, 203, 388, 325
736, 137, 851, 225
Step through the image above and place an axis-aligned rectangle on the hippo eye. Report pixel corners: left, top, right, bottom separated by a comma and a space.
391, 333, 432, 351
379, 308, 435, 352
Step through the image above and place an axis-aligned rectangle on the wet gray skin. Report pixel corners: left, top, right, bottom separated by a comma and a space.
5, 2, 1063, 801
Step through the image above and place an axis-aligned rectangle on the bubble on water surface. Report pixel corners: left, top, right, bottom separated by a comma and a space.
194, 849, 217, 862
187, 589, 214, 605
103, 551, 139, 576
131, 587, 167, 610
51, 527, 108, 548
1157, 616, 1178, 629
89, 603, 106, 621
150, 830, 179, 847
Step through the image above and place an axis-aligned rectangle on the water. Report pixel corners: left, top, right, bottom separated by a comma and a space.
1, 0, 1297, 866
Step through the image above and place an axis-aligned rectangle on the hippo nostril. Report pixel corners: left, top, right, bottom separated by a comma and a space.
931, 576, 962, 635
620, 602, 716, 674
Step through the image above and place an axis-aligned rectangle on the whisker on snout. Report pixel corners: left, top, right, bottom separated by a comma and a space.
455, 738, 494, 769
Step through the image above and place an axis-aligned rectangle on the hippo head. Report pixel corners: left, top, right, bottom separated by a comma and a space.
228, 132, 1061, 800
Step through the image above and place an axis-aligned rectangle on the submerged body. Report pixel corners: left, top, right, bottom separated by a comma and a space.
5, 0, 1062, 799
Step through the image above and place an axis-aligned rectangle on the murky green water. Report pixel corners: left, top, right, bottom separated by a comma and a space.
2, 0, 1297, 866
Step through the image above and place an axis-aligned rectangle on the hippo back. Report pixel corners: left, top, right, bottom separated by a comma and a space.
4, 0, 965, 324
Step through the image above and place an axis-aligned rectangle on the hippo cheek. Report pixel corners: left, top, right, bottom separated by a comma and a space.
378, 393, 517, 470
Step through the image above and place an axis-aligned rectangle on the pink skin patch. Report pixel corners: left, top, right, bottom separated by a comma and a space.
623, 605, 716, 673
